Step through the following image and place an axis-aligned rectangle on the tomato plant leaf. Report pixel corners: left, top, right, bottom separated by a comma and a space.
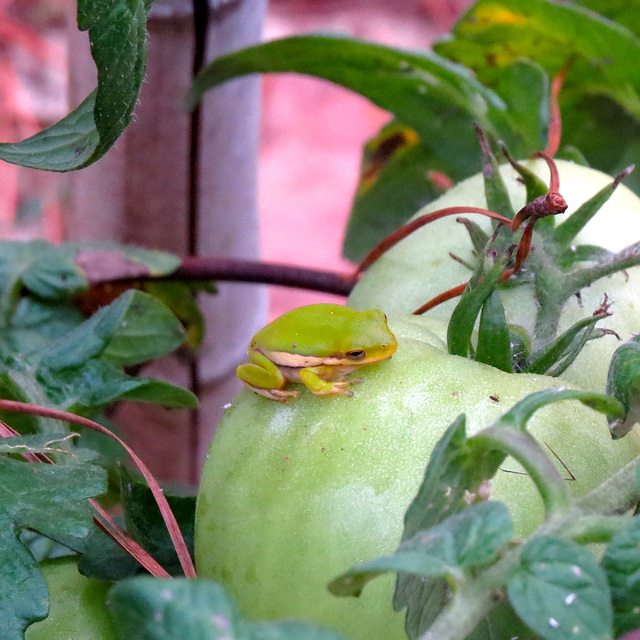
602, 515, 640, 636
343, 125, 455, 262
507, 536, 612, 640
329, 501, 512, 597
476, 291, 513, 372
0, 432, 80, 456
38, 290, 185, 371
120, 466, 196, 577
566, 0, 640, 38
78, 515, 141, 581
393, 415, 507, 636
108, 577, 348, 639
605, 336, 640, 438
0, 0, 151, 171
0, 456, 106, 639
188, 34, 533, 173
437, 0, 640, 120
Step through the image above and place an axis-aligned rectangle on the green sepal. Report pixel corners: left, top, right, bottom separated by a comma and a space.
605, 336, 640, 438
476, 290, 513, 372
447, 254, 508, 358
523, 313, 605, 376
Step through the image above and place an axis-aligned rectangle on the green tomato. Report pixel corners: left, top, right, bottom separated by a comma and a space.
26, 557, 116, 640
349, 160, 640, 391
195, 315, 640, 640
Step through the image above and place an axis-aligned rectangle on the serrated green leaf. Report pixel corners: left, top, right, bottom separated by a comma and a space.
508, 536, 612, 640
605, 337, 640, 438
144, 281, 208, 352
108, 577, 348, 640
78, 516, 141, 581
38, 290, 184, 371
38, 358, 197, 412
393, 415, 507, 636
0, 0, 151, 171
602, 515, 640, 637
330, 501, 512, 597
476, 290, 513, 372
0, 433, 79, 455
0, 456, 106, 638
100, 293, 186, 368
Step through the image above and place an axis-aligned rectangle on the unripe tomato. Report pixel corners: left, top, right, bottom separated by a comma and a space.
195, 315, 640, 640
349, 160, 640, 391
25, 557, 116, 640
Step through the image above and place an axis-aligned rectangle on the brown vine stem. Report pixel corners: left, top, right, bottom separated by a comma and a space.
0, 400, 195, 578
93, 257, 355, 298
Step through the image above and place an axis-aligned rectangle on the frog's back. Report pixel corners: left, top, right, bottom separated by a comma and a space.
252, 303, 389, 357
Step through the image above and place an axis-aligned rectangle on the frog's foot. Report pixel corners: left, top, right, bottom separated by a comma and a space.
311, 378, 364, 397
241, 381, 301, 402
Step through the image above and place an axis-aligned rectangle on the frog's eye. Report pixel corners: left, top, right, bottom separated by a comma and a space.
346, 349, 366, 361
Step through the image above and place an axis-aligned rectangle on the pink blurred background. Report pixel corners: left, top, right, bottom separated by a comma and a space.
2, 0, 469, 319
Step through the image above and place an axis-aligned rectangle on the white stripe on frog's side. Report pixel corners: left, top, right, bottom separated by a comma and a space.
257, 349, 351, 368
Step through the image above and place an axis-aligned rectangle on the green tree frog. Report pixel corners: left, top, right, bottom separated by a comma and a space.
237, 303, 398, 401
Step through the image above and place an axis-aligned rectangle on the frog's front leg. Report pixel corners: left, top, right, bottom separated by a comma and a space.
237, 349, 301, 402
299, 366, 363, 397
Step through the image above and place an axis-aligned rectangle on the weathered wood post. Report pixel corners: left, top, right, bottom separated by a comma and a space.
65, 0, 267, 483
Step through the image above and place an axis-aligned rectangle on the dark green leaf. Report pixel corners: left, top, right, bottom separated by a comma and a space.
569, 0, 640, 38
38, 290, 185, 371
605, 336, 640, 438
0, 0, 151, 171
78, 516, 141, 581
120, 467, 196, 576
108, 577, 348, 640
393, 415, 506, 635
0, 456, 106, 638
188, 34, 527, 171
447, 254, 508, 358
602, 515, 640, 637
343, 125, 454, 262
476, 290, 513, 372
38, 358, 197, 412
330, 501, 512, 597
437, 0, 640, 120
508, 536, 612, 640
144, 281, 209, 352
21, 249, 87, 299
492, 60, 549, 154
